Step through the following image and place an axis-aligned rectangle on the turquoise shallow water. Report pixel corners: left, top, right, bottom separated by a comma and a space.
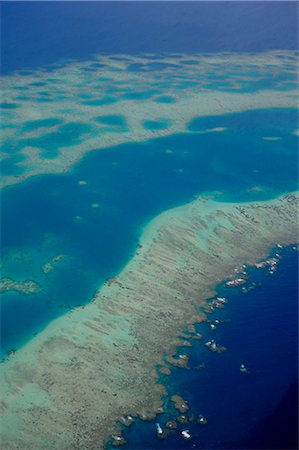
0, 108, 298, 357
22, 117, 63, 132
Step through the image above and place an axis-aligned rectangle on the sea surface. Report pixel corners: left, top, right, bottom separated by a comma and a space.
117, 246, 298, 450
1, 3, 298, 449
1, 2, 298, 74
1, 108, 298, 357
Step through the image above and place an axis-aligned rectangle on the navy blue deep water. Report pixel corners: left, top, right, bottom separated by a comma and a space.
117, 247, 298, 450
1, 2, 298, 74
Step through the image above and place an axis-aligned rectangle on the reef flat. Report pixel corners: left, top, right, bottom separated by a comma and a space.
1, 51, 298, 188
0, 193, 297, 449
0, 277, 41, 295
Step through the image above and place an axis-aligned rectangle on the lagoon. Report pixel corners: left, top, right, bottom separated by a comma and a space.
1, 108, 297, 356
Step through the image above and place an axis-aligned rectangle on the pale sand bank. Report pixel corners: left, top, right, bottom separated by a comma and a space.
0, 194, 298, 449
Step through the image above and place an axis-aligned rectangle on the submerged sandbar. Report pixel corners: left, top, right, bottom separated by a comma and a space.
0, 194, 298, 449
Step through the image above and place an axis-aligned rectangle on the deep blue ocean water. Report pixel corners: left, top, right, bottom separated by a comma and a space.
1, 2, 298, 74
1, 108, 298, 357
116, 246, 298, 450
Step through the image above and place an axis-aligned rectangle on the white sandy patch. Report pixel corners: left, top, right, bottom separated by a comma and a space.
262, 136, 281, 141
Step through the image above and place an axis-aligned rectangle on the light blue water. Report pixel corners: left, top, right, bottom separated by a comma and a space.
23, 118, 63, 131
116, 246, 298, 450
0, 103, 18, 109
0, 108, 297, 358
